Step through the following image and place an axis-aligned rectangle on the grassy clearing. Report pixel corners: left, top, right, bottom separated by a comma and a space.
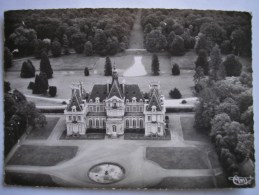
26, 117, 59, 140
7, 145, 78, 166
5, 172, 58, 187
150, 176, 215, 189
5, 70, 194, 101
146, 147, 209, 169
180, 116, 209, 142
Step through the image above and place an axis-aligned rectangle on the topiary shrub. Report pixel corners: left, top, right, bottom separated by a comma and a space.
27, 82, 35, 90
62, 101, 67, 105
181, 100, 187, 104
84, 67, 89, 76
49, 86, 57, 97
169, 88, 182, 99
20, 60, 35, 78
172, 63, 180, 75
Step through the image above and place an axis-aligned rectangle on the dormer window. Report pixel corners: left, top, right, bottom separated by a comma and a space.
152, 105, 156, 112
95, 97, 100, 103
89, 99, 93, 103
126, 99, 129, 103
140, 99, 143, 103
132, 97, 136, 103
72, 106, 76, 112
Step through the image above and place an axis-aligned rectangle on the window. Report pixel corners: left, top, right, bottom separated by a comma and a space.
78, 116, 81, 121
126, 119, 129, 128
93, 106, 96, 112
89, 107, 93, 112
126, 99, 129, 103
140, 119, 143, 128
152, 106, 156, 112
97, 107, 100, 112
132, 97, 136, 103
73, 116, 76, 121
95, 97, 100, 103
103, 119, 106, 127
72, 107, 76, 112
113, 125, 116, 132
126, 107, 129, 112
69, 116, 72, 121
133, 119, 136, 128
148, 116, 151, 121
152, 115, 156, 122
89, 119, 92, 127
96, 119, 99, 128
133, 106, 136, 112
158, 126, 161, 132
140, 106, 143, 112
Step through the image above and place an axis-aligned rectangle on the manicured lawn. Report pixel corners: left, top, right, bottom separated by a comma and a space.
180, 116, 209, 142
7, 145, 78, 166
146, 147, 209, 169
150, 176, 215, 189
5, 172, 59, 187
26, 117, 59, 140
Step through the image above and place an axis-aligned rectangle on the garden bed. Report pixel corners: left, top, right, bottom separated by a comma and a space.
60, 130, 105, 140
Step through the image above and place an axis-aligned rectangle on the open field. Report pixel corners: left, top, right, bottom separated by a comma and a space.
5, 70, 194, 101
146, 147, 209, 169
7, 145, 78, 166
26, 117, 59, 140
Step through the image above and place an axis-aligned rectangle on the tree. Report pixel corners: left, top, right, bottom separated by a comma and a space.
237, 89, 253, 113
13, 89, 27, 103
209, 45, 224, 81
167, 31, 176, 48
49, 86, 57, 97
4, 81, 11, 93
84, 41, 93, 56
35, 114, 47, 127
231, 29, 246, 56
40, 52, 53, 79
235, 133, 254, 163
27, 82, 35, 90
210, 113, 231, 138
145, 29, 167, 52
84, 67, 90, 76
93, 29, 107, 55
8, 26, 37, 56
181, 31, 195, 50
144, 23, 153, 34
71, 32, 86, 54
107, 36, 119, 55
151, 54, 160, 76
20, 60, 35, 78
193, 66, 205, 84
32, 73, 48, 94
241, 106, 253, 133
169, 88, 182, 99
169, 35, 185, 56
4, 47, 13, 70
215, 100, 241, 121
239, 71, 252, 88
62, 34, 70, 55
33, 39, 50, 58
172, 24, 184, 35
195, 49, 209, 75
51, 40, 62, 57
104, 57, 112, 76
220, 40, 232, 54
200, 23, 226, 45
172, 63, 180, 75
223, 54, 242, 76
195, 33, 210, 54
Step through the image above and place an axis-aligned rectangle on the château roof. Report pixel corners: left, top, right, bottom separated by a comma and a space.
107, 78, 124, 100
88, 85, 108, 102
124, 84, 143, 102
146, 88, 162, 111
67, 88, 83, 111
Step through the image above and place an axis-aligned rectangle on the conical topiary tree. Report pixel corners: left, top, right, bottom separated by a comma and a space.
172, 63, 180, 75
40, 52, 53, 79
152, 54, 160, 76
20, 60, 35, 78
169, 88, 182, 99
104, 57, 112, 76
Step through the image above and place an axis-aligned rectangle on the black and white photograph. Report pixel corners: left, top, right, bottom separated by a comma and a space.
1, 0, 257, 192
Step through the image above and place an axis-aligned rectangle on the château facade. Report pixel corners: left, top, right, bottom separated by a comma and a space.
64, 68, 166, 138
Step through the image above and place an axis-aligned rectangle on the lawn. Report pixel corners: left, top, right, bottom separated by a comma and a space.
208, 150, 221, 169
146, 147, 209, 169
5, 70, 194, 101
180, 116, 209, 142
7, 145, 78, 166
150, 176, 215, 189
124, 129, 171, 140
5, 172, 59, 187
26, 117, 59, 140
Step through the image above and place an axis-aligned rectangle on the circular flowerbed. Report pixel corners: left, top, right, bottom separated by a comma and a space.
88, 163, 125, 184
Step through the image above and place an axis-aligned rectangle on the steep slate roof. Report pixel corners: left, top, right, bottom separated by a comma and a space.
88, 85, 108, 102
67, 88, 83, 111
107, 78, 124, 99
146, 88, 162, 111
124, 84, 143, 102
